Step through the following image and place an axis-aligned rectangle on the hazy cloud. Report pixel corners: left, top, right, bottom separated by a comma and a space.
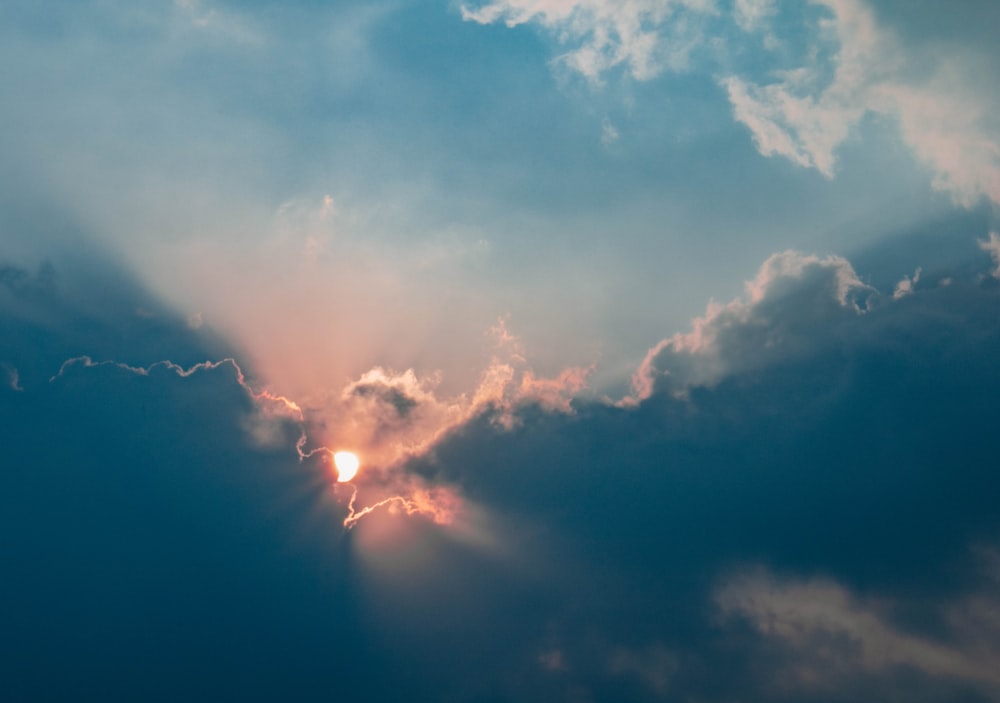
733, 0, 776, 32
717, 565, 1000, 694
2, 363, 23, 392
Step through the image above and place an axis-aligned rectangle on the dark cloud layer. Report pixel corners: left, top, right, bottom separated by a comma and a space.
1, 260, 364, 700
413, 247, 1000, 700
3, 242, 1000, 702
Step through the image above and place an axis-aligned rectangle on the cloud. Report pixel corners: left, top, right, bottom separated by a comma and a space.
409, 238, 1000, 700
980, 231, 1000, 278
724, 0, 1000, 205
0, 255, 230, 391
732, 0, 776, 32
460, 0, 717, 81
50, 354, 307, 455
600, 116, 620, 145
314, 316, 593, 470
607, 643, 677, 697
172, 0, 262, 40
632, 250, 876, 399
717, 565, 1000, 695
892, 266, 921, 299
462, 0, 1000, 206
2, 363, 23, 391
0, 261, 366, 699
6, 237, 1000, 701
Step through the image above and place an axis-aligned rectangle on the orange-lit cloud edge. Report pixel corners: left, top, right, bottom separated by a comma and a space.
49, 315, 593, 536
53, 235, 1000, 537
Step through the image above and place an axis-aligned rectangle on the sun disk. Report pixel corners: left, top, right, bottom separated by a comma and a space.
333, 451, 360, 482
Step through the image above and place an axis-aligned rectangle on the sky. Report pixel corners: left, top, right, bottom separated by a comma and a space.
2, 0, 1000, 700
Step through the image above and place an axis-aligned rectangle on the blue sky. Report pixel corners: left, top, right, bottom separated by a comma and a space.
3, 1, 1000, 700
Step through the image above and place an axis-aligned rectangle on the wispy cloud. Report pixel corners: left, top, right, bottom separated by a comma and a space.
463, 0, 1000, 206
980, 231, 1000, 278
2, 363, 23, 391
732, 0, 776, 32
461, 0, 717, 81
892, 266, 921, 299
717, 565, 1000, 693
724, 0, 1000, 205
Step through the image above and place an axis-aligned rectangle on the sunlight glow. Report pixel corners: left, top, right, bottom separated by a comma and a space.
333, 450, 360, 482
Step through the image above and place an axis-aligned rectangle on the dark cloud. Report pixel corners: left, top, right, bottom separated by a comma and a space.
0, 252, 232, 392
4, 242, 1000, 702
409, 247, 1000, 701
0, 256, 363, 700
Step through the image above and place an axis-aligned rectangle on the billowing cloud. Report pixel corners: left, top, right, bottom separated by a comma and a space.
313, 316, 593, 469
412, 245, 1000, 700
633, 250, 876, 398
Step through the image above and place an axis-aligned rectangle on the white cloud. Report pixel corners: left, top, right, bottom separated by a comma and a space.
632, 250, 876, 399
724, 0, 1000, 205
461, 0, 717, 81
463, 0, 1000, 206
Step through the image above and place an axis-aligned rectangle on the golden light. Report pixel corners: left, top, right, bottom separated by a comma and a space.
333, 451, 360, 482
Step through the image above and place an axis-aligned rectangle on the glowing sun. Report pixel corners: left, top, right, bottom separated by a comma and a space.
333, 451, 360, 482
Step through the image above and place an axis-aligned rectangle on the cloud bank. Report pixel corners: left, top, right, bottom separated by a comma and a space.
5, 235, 1000, 700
